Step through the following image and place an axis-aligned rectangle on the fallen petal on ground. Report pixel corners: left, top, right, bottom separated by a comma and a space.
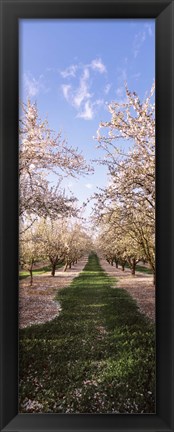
99, 259, 155, 322
19, 258, 88, 328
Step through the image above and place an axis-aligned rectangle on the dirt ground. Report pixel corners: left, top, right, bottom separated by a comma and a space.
19, 257, 88, 328
19, 256, 155, 328
99, 259, 155, 322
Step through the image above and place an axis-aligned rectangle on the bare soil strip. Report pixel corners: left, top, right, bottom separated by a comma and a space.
99, 259, 155, 322
19, 257, 88, 328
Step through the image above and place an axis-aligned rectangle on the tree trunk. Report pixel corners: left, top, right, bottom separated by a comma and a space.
111, 260, 113, 266
29, 268, 33, 286
51, 263, 56, 277
75, 259, 77, 264
115, 260, 119, 268
131, 258, 136, 275
122, 264, 125, 271
64, 263, 68, 272
69, 262, 71, 269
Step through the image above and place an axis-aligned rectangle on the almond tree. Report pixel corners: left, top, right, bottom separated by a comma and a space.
19, 100, 92, 226
37, 218, 66, 276
36, 218, 92, 276
94, 84, 155, 280
95, 212, 143, 274
20, 227, 44, 285
96, 83, 155, 224
61, 223, 92, 271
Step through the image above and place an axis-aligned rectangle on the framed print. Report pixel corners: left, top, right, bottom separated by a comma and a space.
0, 0, 174, 431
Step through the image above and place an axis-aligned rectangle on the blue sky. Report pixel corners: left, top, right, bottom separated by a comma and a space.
19, 19, 155, 221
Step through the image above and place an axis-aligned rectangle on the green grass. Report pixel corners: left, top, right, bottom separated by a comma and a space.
19, 263, 63, 280
19, 253, 155, 414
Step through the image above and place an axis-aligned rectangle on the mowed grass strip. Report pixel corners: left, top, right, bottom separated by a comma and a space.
19, 253, 155, 414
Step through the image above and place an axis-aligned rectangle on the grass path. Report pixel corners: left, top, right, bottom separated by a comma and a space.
19, 253, 155, 414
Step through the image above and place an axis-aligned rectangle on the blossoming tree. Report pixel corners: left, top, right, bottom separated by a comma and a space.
94, 84, 155, 280
19, 100, 92, 229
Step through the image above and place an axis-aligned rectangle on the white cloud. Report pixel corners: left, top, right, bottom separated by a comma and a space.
95, 98, 104, 106
77, 100, 94, 120
121, 68, 127, 81
61, 68, 91, 108
131, 24, 153, 59
77, 99, 104, 120
133, 31, 146, 58
73, 68, 91, 108
90, 58, 107, 74
115, 68, 127, 101
131, 72, 141, 80
85, 183, 93, 189
104, 83, 112, 94
46, 67, 56, 73
117, 67, 127, 83
60, 58, 107, 120
116, 87, 124, 98
61, 68, 94, 119
61, 84, 72, 101
144, 23, 153, 37
23, 73, 39, 97
23, 73, 48, 98
60, 64, 78, 78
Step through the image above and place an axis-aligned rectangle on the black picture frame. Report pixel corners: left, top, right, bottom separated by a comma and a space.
0, 0, 174, 431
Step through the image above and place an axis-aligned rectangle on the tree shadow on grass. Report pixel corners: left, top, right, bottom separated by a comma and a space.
19, 253, 155, 414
